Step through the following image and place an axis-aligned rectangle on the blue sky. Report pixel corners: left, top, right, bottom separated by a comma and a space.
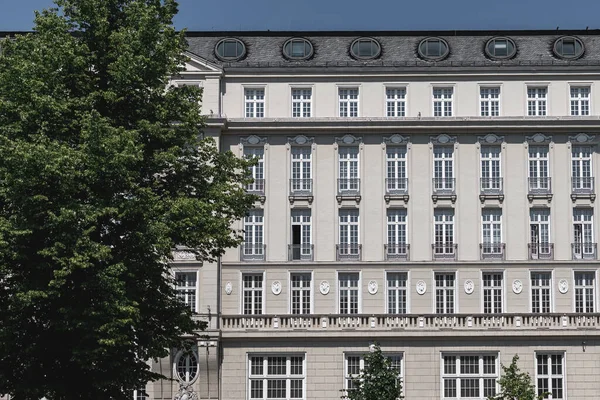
2, 0, 600, 31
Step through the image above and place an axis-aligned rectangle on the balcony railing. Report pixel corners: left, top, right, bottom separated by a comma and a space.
288, 244, 314, 261
221, 313, 600, 333
289, 178, 313, 196
480, 177, 503, 195
336, 243, 361, 261
572, 176, 595, 195
572, 242, 597, 260
240, 244, 266, 261
432, 243, 457, 260
528, 242, 554, 260
385, 178, 409, 195
246, 178, 265, 196
480, 242, 505, 260
385, 243, 410, 261
528, 177, 552, 195
432, 178, 456, 195
337, 178, 360, 196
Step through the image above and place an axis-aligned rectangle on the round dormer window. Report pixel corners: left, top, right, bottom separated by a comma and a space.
283, 38, 314, 60
215, 38, 246, 61
485, 37, 517, 60
350, 37, 381, 60
418, 37, 449, 61
553, 36, 584, 60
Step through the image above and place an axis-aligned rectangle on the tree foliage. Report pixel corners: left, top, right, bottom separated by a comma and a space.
490, 355, 543, 400
0, 1, 255, 399
342, 344, 403, 400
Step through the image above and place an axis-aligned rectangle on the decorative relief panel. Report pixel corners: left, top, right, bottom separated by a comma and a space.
525, 133, 552, 144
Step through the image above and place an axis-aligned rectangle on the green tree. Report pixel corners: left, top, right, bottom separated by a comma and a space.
0, 1, 255, 399
342, 344, 403, 400
490, 355, 544, 400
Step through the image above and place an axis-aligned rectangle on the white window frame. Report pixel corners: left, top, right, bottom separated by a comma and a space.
338, 87, 359, 117
434, 209, 455, 255
242, 272, 264, 315
248, 354, 306, 400
528, 145, 550, 191
339, 209, 359, 249
433, 87, 454, 117
174, 348, 200, 384
386, 271, 409, 314
338, 272, 360, 314
573, 208, 595, 258
535, 353, 565, 400
344, 352, 404, 392
174, 270, 198, 312
481, 271, 504, 314
244, 210, 264, 256
480, 145, 501, 192
530, 271, 552, 313
244, 146, 265, 193
570, 85, 590, 116
574, 271, 595, 313
433, 146, 455, 192
133, 388, 147, 400
479, 87, 500, 116
289, 272, 313, 315
386, 146, 408, 193
387, 209, 408, 251
481, 209, 502, 251
291, 146, 312, 193
434, 272, 456, 314
291, 209, 312, 256
571, 145, 593, 191
441, 354, 499, 400
245, 87, 266, 118
291, 88, 312, 118
527, 86, 548, 116
529, 209, 551, 258
338, 146, 360, 193
386, 87, 407, 117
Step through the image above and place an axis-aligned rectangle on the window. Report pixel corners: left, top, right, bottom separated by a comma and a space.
338, 146, 359, 194
418, 37, 449, 60
245, 88, 265, 118
290, 273, 311, 314
442, 355, 498, 399
215, 38, 246, 61
248, 355, 305, 400
350, 37, 381, 60
133, 389, 147, 400
386, 88, 406, 117
553, 36, 584, 59
435, 272, 455, 314
480, 146, 501, 193
175, 271, 197, 312
387, 209, 408, 258
434, 209, 455, 256
339, 210, 360, 258
573, 208, 595, 259
386, 146, 407, 194
243, 273, 263, 315
531, 272, 551, 313
433, 87, 453, 117
243, 210, 264, 259
290, 146, 312, 194
345, 353, 403, 391
433, 146, 454, 193
481, 209, 502, 255
527, 87, 547, 116
482, 272, 503, 314
536, 354, 564, 399
574, 271, 595, 313
290, 210, 312, 261
570, 86, 590, 116
387, 272, 408, 314
480, 87, 500, 116
283, 38, 314, 60
291, 88, 312, 117
245, 146, 265, 194
175, 349, 199, 383
338, 273, 359, 314
571, 145, 593, 193
485, 37, 516, 59
528, 145, 550, 192
339, 88, 359, 117
530, 209, 551, 259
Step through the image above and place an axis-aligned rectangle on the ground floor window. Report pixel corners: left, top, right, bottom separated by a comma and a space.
536, 353, 564, 399
344, 353, 403, 392
442, 354, 497, 399
249, 355, 305, 399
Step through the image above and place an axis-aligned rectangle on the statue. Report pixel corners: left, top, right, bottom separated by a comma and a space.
174, 383, 198, 400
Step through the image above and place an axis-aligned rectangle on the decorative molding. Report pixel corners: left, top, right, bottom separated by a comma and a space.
172, 249, 197, 261
319, 280, 330, 295
174, 384, 199, 400
416, 280, 427, 295
512, 279, 523, 294
240, 135, 268, 146
430, 134, 457, 145
335, 134, 362, 146
271, 281, 282, 295
525, 133, 552, 144
287, 135, 314, 146
368, 280, 378, 295
569, 133, 596, 144
558, 279, 569, 294
464, 279, 475, 294
383, 134, 410, 145
225, 282, 233, 295
477, 133, 505, 144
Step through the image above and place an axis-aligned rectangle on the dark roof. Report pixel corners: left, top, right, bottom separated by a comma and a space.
185, 30, 600, 69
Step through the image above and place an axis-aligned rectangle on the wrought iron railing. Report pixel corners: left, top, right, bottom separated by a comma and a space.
336, 243, 361, 261
432, 243, 457, 260
528, 243, 554, 260
480, 243, 505, 260
432, 178, 455, 195
528, 177, 552, 194
572, 177, 595, 194
288, 244, 314, 261
289, 178, 313, 196
385, 178, 409, 195
480, 177, 503, 195
240, 244, 266, 261
337, 178, 360, 195
385, 243, 410, 261
572, 243, 597, 260
246, 178, 265, 195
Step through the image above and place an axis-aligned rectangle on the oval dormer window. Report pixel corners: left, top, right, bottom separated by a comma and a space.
553, 36, 584, 60
283, 38, 314, 60
485, 37, 517, 60
418, 37, 449, 61
175, 350, 199, 383
215, 38, 246, 61
350, 37, 381, 60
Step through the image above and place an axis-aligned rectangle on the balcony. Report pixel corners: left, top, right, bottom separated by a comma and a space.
527, 177, 552, 202
289, 178, 313, 204
480, 243, 505, 260
240, 244, 266, 261
336, 243, 361, 261
337, 178, 361, 203
432, 243, 457, 261
385, 243, 410, 261
288, 244, 314, 261
572, 242, 597, 260
246, 179, 266, 203
571, 177, 596, 201
431, 178, 456, 203
479, 177, 504, 203
385, 178, 409, 203
528, 242, 554, 260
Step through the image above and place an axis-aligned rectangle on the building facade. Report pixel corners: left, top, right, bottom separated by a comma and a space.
155, 31, 600, 400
